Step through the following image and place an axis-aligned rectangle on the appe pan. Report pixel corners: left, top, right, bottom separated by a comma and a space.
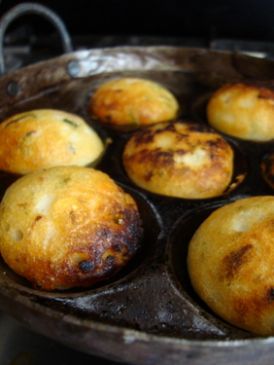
0, 10, 273, 363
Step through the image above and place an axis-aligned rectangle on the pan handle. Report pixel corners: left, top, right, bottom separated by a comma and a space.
0, 2, 73, 75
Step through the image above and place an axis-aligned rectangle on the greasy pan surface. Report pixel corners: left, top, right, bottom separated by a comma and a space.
0, 46, 273, 365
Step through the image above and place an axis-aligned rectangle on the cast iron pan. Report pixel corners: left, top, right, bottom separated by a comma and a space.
0, 3, 273, 365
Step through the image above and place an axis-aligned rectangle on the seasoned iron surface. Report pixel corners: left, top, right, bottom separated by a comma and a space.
0, 47, 272, 365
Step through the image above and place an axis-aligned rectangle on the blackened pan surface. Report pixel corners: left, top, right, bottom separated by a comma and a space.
0, 46, 273, 365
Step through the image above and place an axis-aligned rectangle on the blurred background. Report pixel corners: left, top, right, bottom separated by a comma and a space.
0, 0, 273, 70
1, 0, 274, 41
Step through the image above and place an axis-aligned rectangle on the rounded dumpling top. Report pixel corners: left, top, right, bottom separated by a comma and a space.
89, 78, 179, 130
0, 166, 142, 290
188, 196, 274, 335
207, 83, 274, 141
123, 121, 234, 199
0, 109, 104, 174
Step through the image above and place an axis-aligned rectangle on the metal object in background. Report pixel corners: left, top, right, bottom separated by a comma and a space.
0, 2, 73, 75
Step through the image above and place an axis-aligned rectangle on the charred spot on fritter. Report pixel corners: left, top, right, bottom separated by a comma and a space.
164, 122, 177, 132
144, 171, 154, 182
222, 244, 253, 281
127, 148, 174, 167
112, 243, 125, 253
258, 87, 274, 100
31, 215, 43, 228
185, 123, 206, 132
175, 133, 188, 142
174, 148, 187, 155
205, 138, 227, 150
233, 298, 249, 320
266, 287, 274, 303
133, 129, 155, 145
105, 255, 115, 267
79, 260, 94, 273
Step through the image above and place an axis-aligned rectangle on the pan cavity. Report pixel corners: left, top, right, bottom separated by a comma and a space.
166, 201, 251, 336
120, 124, 247, 200
261, 151, 274, 190
0, 185, 163, 298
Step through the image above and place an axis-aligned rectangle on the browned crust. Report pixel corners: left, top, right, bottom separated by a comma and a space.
188, 196, 274, 335
123, 121, 233, 199
23, 207, 142, 290
0, 109, 104, 174
0, 167, 143, 290
222, 244, 253, 281
89, 78, 179, 130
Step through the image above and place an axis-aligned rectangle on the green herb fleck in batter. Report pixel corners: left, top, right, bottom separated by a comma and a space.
63, 118, 78, 128
5, 113, 37, 127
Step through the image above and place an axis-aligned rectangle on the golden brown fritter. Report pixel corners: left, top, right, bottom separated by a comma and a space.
0, 166, 142, 290
188, 196, 274, 335
123, 122, 234, 199
207, 83, 274, 141
89, 78, 179, 130
0, 109, 104, 174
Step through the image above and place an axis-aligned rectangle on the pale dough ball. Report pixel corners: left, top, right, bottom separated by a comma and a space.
207, 83, 274, 141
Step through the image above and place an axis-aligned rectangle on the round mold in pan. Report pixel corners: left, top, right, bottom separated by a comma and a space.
81, 70, 192, 133
0, 184, 232, 340
166, 198, 257, 337
98, 123, 249, 204
189, 91, 212, 125
190, 89, 274, 145
0, 82, 112, 174
0, 183, 164, 299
